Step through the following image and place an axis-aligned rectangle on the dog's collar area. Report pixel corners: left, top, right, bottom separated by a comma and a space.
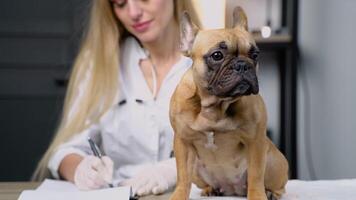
204, 131, 218, 150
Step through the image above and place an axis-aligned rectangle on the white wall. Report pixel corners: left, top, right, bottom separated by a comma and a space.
226, 0, 281, 30
298, 0, 356, 179
192, 0, 226, 29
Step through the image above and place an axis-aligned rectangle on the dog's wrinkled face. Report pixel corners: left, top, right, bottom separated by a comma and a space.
197, 30, 259, 98
181, 7, 259, 98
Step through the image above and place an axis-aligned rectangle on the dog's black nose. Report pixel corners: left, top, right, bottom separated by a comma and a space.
234, 60, 251, 73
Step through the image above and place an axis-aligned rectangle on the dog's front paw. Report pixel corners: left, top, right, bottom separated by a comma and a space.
248, 190, 268, 200
169, 194, 183, 200
248, 195, 268, 200
170, 188, 189, 200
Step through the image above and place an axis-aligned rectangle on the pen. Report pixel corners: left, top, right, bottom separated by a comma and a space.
129, 187, 139, 200
88, 137, 139, 200
87, 137, 114, 188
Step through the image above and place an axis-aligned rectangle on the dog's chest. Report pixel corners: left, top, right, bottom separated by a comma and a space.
193, 132, 248, 196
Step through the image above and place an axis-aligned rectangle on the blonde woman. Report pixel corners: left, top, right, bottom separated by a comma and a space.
33, 0, 199, 196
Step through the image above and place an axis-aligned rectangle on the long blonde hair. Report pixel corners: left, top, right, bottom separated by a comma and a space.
32, 0, 199, 181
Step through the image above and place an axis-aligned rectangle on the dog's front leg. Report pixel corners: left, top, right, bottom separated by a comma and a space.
246, 128, 268, 200
170, 134, 195, 200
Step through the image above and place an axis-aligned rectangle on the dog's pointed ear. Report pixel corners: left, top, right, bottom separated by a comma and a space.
233, 6, 248, 31
180, 11, 199, 56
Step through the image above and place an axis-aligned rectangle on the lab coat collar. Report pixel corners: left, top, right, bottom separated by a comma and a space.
133, 55, 192, 103
119, 37, 192, 104
117, 37, 148, 104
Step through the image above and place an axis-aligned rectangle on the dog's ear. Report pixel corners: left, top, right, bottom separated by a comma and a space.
233, 6, 248, 31
180, 11, 199, 56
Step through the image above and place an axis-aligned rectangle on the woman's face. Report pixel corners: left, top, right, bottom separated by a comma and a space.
111, 0, 175, 43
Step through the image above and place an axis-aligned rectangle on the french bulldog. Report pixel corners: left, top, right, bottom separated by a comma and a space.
169, 7, 289, 200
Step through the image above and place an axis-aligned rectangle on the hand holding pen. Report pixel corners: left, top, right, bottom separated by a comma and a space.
87, 137, 138, 200
87, 137, 114, 188
72, 137, 114, 190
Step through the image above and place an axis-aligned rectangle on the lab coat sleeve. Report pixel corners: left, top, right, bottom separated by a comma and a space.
47, 124, 101, 179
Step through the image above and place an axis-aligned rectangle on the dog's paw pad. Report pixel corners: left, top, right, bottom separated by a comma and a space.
201, 187, 224, 196
201, 186, 214, 196
266, 191, 279, 200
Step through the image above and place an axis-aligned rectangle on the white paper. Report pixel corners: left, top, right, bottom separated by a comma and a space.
36, 179, 80, 192
18, 179, 131, 200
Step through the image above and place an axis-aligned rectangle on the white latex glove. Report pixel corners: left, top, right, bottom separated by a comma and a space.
120, 159, 177, 196
74, 155, 114, 190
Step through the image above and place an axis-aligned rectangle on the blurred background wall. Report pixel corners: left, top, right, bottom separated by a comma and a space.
298, 0, 356, 180
0, 0, 88, 180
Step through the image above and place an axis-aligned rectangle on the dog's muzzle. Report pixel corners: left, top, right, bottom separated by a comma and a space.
208, 59, 259, 97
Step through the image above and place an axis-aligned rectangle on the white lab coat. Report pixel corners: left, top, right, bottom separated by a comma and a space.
48, 37, 192, 183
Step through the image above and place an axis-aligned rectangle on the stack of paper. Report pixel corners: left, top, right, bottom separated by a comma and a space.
18, 179, 131, 200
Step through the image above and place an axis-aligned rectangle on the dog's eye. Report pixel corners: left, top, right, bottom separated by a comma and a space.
211, 51, 224, 61
248, 47, 260, 61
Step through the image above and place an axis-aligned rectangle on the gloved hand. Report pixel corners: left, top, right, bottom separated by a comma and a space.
74, 155, 114, 190
120, 159, 177, 196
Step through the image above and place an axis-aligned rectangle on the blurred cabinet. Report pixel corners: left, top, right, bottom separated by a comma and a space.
0, 0, 87, 181
257, 0, 299, 179
0, 98, 63, 180
279, 0, 299, 179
